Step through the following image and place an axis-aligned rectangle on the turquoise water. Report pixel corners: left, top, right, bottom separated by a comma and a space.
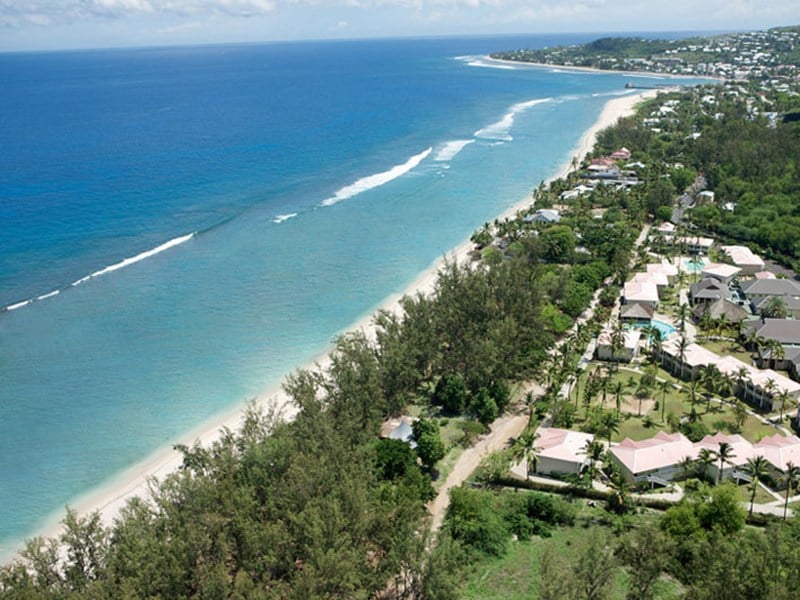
0, 37, 710, 558
684, 258, 706, 272
629, 319, 677, 340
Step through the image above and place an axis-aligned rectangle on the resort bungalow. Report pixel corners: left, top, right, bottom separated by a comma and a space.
692, 298, 748, 325
700, 263, 741, 286
620, 302, 655, 323
740, 279, 800, 311
595, 327, 641, 363
721, 245, 766, 275
532, 427, 596, 476
754, 434, 800, 473
689, 278, 732, 306
623, 281, 659, 309
658, 336, 720, 380
694, 433, 760, 482
632, 271, 669, 294
530, 209, 561, 224
646, 261, 679, 282
743, 318, 800, 350
610, 431, 697, 484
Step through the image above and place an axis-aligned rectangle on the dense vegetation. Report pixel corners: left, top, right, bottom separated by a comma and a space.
444, 482, 800, 599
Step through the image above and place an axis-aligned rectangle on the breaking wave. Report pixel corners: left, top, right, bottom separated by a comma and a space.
474, 98, 552, 142
320, 147, 433, 207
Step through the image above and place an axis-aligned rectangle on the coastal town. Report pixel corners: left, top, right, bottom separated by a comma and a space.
5, 23, 800, 600
492, 26, 800, 82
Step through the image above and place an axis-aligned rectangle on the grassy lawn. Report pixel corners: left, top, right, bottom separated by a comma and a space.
572, 362, 779, 443
459, 516, 682, 600
735, 482, 778, 505
433, 445, 464, 490
700, 339, 753, 365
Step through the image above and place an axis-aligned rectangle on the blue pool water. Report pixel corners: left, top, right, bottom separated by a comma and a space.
684, 257, 706, 272
629, 319, 677, 340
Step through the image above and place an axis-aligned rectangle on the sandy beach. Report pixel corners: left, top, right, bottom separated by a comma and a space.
28, 88, 657, 556
484, 55, 723, 81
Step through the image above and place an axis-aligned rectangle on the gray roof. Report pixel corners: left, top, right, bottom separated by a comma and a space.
388, 420, 417, 448
690, 278, 731, 302
745, 318, 800, 345
755, 295, 800, 311
740, 278, 800, 297
620, 302, 655, 320
531, 209, 561, 223
692, 299, 748, 323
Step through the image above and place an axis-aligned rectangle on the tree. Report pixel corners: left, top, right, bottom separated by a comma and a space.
511, 429, 540, 477
781, 462, 800, 520
776, 389, 791, 424
616, 524, 673, 600
613, 380, 625, 416
573, 529, 618, 600
412, 418, 446, 471
539, 225, 576, 263
471, 387, 499, 426
733, 400, 748, 433
432, 373, 468, 414
714, 442, 736, 485
762, 296, 788, 319
697, 448, 715, 483
742, 455, 770, 515
658, 379, 671, 423
599, 410, 621, 445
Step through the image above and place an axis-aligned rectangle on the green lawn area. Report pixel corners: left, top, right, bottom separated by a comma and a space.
573, 362, 779, 443
459, 516, 682, 600
734, 482, 778, 506
700, 339, 753, 365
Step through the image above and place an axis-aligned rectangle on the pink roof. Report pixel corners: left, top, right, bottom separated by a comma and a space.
754, 434, 800, 471
611, 431, 696, 475
624, 281, 659, 303
754, 271, 776, 279
535, 427, 595, 463
701, 263, 742, 279
694, 433, 759, 467
660, 339, 719, 367
633, 271, 669, 287
646, 261, 679, 277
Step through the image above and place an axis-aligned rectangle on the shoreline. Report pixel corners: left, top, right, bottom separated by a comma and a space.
484, 55, 725, 82
8, 88, 657, 563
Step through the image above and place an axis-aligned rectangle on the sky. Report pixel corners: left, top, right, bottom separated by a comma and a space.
0, 0, 797, 51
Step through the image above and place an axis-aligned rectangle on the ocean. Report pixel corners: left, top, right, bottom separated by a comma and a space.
0, 34, 708, 559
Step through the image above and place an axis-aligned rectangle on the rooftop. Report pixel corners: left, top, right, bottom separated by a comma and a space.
611, 431, 696, 475
535, 427, 595, 464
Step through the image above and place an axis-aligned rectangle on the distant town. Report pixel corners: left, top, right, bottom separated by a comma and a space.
492, 26, 800, 82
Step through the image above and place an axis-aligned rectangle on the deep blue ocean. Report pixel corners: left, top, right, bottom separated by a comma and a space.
0, 34, 709, 559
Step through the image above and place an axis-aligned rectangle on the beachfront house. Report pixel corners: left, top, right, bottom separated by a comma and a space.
610, 431, 697, 484
531, 427, 595, 476
530, 209, 561, 224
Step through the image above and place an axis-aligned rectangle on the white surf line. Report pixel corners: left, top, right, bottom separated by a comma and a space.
320, 147, 433, 207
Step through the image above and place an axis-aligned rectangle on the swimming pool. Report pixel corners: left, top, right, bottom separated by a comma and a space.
683, 257, 706, 272
628, 319, 677, 340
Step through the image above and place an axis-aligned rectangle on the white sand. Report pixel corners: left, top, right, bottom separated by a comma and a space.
25, 89, 657, 556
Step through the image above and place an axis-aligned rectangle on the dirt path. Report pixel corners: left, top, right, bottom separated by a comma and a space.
427, 412, 529, 532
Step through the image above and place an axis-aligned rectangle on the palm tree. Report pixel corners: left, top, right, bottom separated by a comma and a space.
612, 381, 625, 416
734, 366, 751, 403
700, 364, 721, 412
764, 378, 778, 412
683, 379, 701, 411
714, 442, 736, 485
512, 429, 540, 477
764, 339, 785, 370
678, 303, 689, 334
697, 448, 715, 483
676, 335, 690, 380
776, 389, 791, 424
600, 410, 621, 445
659, 379, 671, 423
678, 455, 696, 481
743, 455, 770, 515
782, 462, 800, 520
582, 439, 605, 480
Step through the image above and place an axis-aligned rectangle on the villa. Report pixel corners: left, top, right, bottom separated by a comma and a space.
610, 431, 697, 484
623, 281, 659, 309
692, 298, 749, 324
740, 279, 800, 308
689, 278, 733, 306
533, 427, 595, 476
700, 262, 741, 285
694, 433, 760, 482
754, 434, 800, 473
595, 327, 642, 362
721, 245, 766, 274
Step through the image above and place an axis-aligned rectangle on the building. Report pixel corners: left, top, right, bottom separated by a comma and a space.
754, 434, 800, 473
595, 327, 641, 362
689, 278, 733, 306
620, 302, 655, 322
721, 245, 766, 274
646, 261, 679, 282
610, 431, 697, 484
623, 281, 659, 309
700, 262, 741, 285
632, 271, 669, 293
692, 298, 749, 324
533, 427, 595, 476
530, 209, 561, 224
740, 279, 800, 311
658, 336, 720, 380
694, 433, 760, 482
